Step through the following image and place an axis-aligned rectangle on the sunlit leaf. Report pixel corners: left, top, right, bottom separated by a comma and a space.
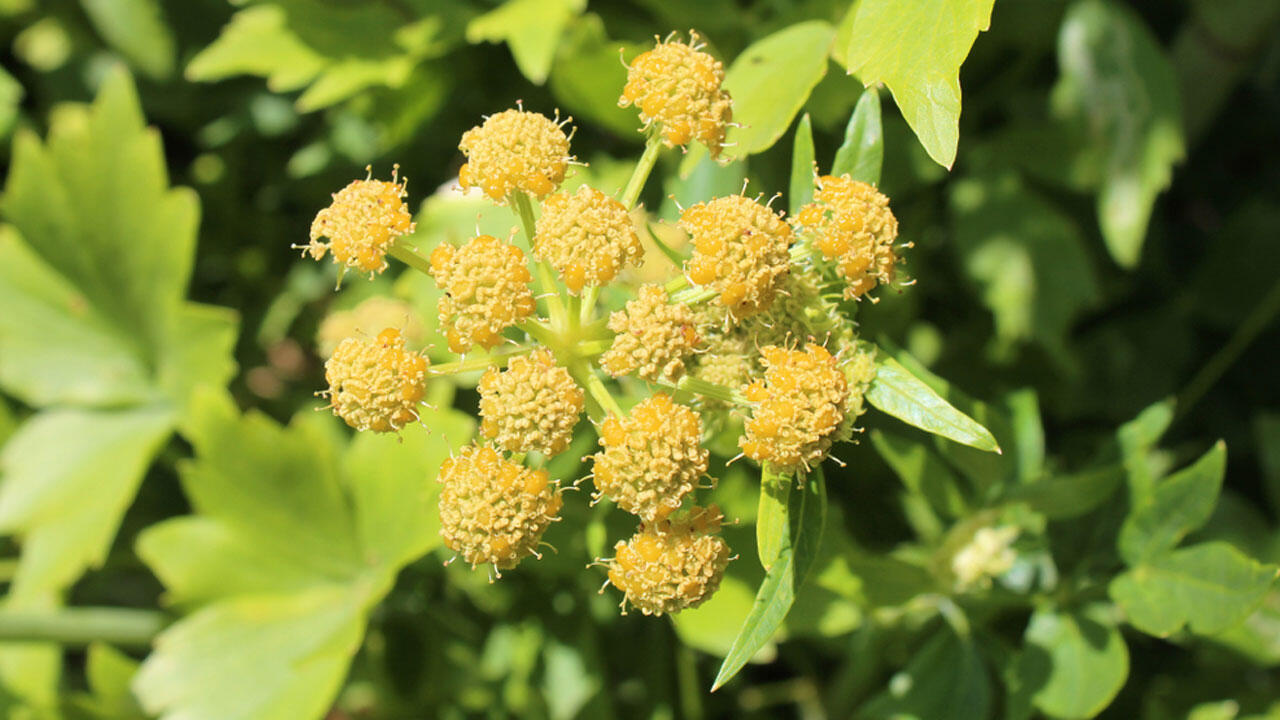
756, 465, 791, 572
1118, 442, 1225, 566
866, 356, 1000, 453
467, 0, 585, 85
1018, 605, 1128, 719
788, 114, 815, 212
79, 0, 175, 79
831, 88, 883, 183
548, 15, 642, 138
843, 0, 995, 168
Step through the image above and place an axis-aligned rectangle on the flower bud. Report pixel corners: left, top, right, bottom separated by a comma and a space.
592, 394, 708, 521
323, 328, 428, 433
458, 109, 573, 201
680, 195, 793, 318
428, 234, 537, 353
479, 349, 584, 457
534, 185, 643, 293
606, 505, 731, 616
740, 343, 849, 472
601, 285, 700, 382
620, 33, 732, 156
306, 170, 414, 275
794, 175, 900, 299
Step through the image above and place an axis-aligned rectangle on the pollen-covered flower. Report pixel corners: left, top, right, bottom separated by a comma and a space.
592, 394, 708, 521
316, 296, 425, 358
533, 185, 643, 293
606, 505, 731, 616
458, 109, 573, 201
479, 349, 584, 457
794, 175, 900, 299
306, 169, 414, 275
951, 526, 1019, 591
601, 285, 700, 382
438, 444, 563, 572
619, 33, 732, 156
323, 328, 428, 433
429, 234, 536, 353
681, 195, 793, 318
740, 343, 849, 473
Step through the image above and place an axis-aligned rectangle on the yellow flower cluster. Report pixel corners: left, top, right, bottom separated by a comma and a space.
438, 444, 563, 571
740, 344, 849, 473
619, 34, 732, 156
601, 285, 700, 382
681, 195, 793, 318
428, 234, 536, 353
316, 296, 424, 358
592, 394, 707, 521
794, 175, 900, 299
607, 505, 731, 616
307, 171, 414, 275
534, 185, 643, 294
323, 328, 428, 433
479, 349, 584, 457
458, 109, 572, 201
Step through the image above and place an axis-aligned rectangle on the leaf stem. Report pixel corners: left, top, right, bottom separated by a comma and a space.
620, 135, 664, 209
429, 346, 535, 376
388, 238, 434, 276
0, 607, 167, 648
660, 375, 751, 406
512, 191, 568, 331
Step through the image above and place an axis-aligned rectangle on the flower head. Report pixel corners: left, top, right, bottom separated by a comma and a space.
479, 349, 584, 457
601, 285, 700, 382
323, 328, 428, 433
606, 505, 731, 616
592, 394, 708, 521
428, 234, 536, 353
794, 175, 900, 299
620, 33, 732, 156
306, 169, 414, 275
316, 296, 424, 358
458, 109, 573, 202
740, 343, 849, 473
681, 195, 793, 318
951, 526, 1019, 591
438, 444, 563, 572
534, 185, 643, 293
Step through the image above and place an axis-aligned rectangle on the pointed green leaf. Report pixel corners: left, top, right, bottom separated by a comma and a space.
1018, 605, 1128, 719
867, 357, 1000, 453
1117, 398, 1175, 502
1118, 442, 1226, 566
548, 15, 643, 137
1053, 0, 1184, 267
860, 629, 991, 720
1110, 541, 1279, 637
467, 0, 585, 85
79, 0, 175, 79
713, 468, 826, 690
788, 114, 815, 213
756, 465, 791, 572
1004, 465, 1123, 520
831, 88, 883, 183
844, 0, 995, 168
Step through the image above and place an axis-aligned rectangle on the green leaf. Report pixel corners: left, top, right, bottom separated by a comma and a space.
79, 0, 175, 79
831, 88, 883, 184
0, 66, 24, 142
870, 430, 967, 536
1004, 465, 1123, 520
866, 357, 1001, 453
1109, 541, 1279, 637
548, 15, 643, 138
712, 467, 826, 690
67, 643, 147, 719
1018, 605, 1128, 719
1053, 0, 1185, 267
843, 0, 995, 168
949, 173, 1100, 357
1118, 442, 1226, 566
788, 113, 816, 213
860, 629, 991, 720
1116, 398, 1175, 502
467, 0, 585, 85
135, 390, 473, 719
0, 407, 171, 595
756, 466, 791, 572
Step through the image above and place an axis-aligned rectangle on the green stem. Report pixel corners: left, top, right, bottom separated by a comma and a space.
580, 286, 601, 325
519, 319, 559, 348
0, 607, 167, 648
575, 338, 612, 357
571, 360, 624, 419
1177, 277, 1280, 419
670, 286, 718, 306
620, 135, 663, 210
661, 375, 750, 406
429, 346, 535, 376
388, 238, 434, 276
566, 292, 582, 332
512, 191, 568, 330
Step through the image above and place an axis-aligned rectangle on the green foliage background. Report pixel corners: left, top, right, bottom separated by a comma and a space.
0, 0, 1279, 718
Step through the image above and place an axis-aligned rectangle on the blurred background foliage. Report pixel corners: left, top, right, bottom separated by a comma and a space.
0, 0, 1279, 718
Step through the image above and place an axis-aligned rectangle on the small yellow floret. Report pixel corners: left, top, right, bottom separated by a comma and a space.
680, 195, 793, 318
428, 235, 537, 353
438, 444, 563, 572
479, 349, 584, 457
534, 185, 643, 293
601, 285, 700, 382
619, 33, 732, 156
591, 394, 708, 521
740, 344, 849, 473
794, 175, 900, 299
307, 169, 414, 275
323, 328, 428, 433
606, 505, 731, 616
458, 109, 573, 202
